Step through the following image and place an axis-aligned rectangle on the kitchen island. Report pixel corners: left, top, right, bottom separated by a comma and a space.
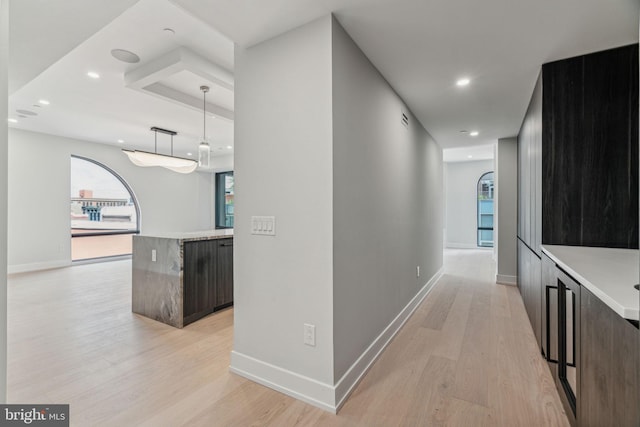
132, 229, 233, 328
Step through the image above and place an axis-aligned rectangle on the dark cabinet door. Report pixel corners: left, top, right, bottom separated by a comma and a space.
541, 253, 558, 363
557, 269, 580, 424
183, 240, 216, 320
542, 44, 639, 249
580, 286, 640, 427
215, 238, 233, 309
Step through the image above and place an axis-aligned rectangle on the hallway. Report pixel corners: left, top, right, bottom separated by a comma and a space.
7, 249, 568, 426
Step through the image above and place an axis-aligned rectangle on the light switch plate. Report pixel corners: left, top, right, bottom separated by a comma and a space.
251, 216, 276, 236
304, 323, 316, 347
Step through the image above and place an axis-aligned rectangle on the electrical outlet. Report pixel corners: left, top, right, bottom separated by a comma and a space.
304, 323, 316, 347
417, 266, 420, 277
151, 249, 157, 262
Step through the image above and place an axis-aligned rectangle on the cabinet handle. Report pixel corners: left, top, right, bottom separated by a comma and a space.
219, 242, 233, 247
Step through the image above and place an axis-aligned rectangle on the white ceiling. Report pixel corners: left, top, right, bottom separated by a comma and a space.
7, 0, 640, 157
8, 0, 235, 158
443, 144, 495, 163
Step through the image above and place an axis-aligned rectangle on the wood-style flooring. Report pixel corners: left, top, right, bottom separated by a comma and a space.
7, 249, 569, 426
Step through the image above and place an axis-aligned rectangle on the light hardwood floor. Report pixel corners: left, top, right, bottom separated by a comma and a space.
8, 249, 569, 426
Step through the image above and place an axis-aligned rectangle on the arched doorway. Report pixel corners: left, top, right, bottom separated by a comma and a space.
477, 171, 494, 247
70, 155, 140, 261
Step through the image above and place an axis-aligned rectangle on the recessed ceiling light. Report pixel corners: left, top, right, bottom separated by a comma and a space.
456, 78, 470, 87
459, 130, 468, 133
226, 145, 232, 150
470, 131, 479, 137
18, 115, 27, 119
117, 139, 124, 143
210, 115, 216, 119
38, 99, 50, 105
87, 71, 100, 79
467, 155, 473, 158
111, 49, 140, 64
7, 118, 17, 123
16, 109, 37, 116
32, 104, 41, 108
163, 28, 175, 35
186, 152, 193, 156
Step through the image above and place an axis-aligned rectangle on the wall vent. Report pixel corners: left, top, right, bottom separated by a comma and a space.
401, 111, 409, 127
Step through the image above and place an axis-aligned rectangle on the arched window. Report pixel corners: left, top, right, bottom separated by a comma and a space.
477, 171, 494, 247
70, 155, 140, 261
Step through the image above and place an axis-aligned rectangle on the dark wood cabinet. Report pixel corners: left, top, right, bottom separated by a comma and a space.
517, 239, 542, 348
541, 253, 558, 363
517, 72, 543, 255
542, 44, 639, 249
183, 238, 234, 326
215, 238, 234, 308
580, 286, 640, 427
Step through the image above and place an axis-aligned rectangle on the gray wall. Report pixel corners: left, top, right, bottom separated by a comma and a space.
444, 159, 494, 248
0, 0, 7, 403
496, 137, 518, 283
8, 129, 217, 272
331, 18, 443, 381
232, 15, 335, 387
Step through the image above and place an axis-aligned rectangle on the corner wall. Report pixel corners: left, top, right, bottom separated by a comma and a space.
496, 137, 518, 284
231, 14, 445, 412
444, 159, 494, 248
231, 15, 336, 409
8, 129, 216, 273
331, 17, 443, 400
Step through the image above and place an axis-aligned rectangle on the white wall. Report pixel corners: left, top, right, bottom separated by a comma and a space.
231, 15, 335, 408
496, 137, 518, 284
231, 15, 445, 412
8, 129, 217, 272
0, 0, 8, 403
332, 18, 443, 382
444, 159, 494, 248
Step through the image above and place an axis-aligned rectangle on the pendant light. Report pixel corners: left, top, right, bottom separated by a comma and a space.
123, 127, 197, 174
198, 85, 211, 168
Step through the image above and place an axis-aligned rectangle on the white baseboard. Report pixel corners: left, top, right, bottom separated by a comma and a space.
333, 266, 443, 411
229, 351, 337, 413
229, 266, 445, 414
445, 242, 479, 249
496, 274, 517, 286
8, 259, 70, 275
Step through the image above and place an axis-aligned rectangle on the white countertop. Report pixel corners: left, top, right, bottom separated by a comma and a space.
138, 229, 234, 241
541, 245, 639, 321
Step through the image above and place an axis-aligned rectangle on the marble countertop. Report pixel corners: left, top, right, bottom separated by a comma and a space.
541, 245, 639, 321
137, 229, 234, 242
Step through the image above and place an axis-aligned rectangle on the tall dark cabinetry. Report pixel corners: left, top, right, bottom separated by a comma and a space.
542, 44, 639, 249
517, 43, 639, 427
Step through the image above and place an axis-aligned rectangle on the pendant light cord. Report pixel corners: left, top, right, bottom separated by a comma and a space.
203, 88, 206, 141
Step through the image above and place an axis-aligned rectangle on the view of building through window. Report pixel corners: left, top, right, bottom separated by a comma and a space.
70, 156, 139, 260
216, 171, 234, 228
477, 171, 494, 248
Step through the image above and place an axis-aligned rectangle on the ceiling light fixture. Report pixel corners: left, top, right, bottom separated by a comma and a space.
7, 118, 17, 123
198, 86, 211, 169
117, 139, 124, 143
38, 99, 50, 105
226, 145, 232, 150
467, 155, 473, 159
123, 127, 197, 174
470, 131, 479, 137
187, 152, 193, 156
456, 78, 470, 87
87, 71, 100, 79
111, 49, 140, 64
